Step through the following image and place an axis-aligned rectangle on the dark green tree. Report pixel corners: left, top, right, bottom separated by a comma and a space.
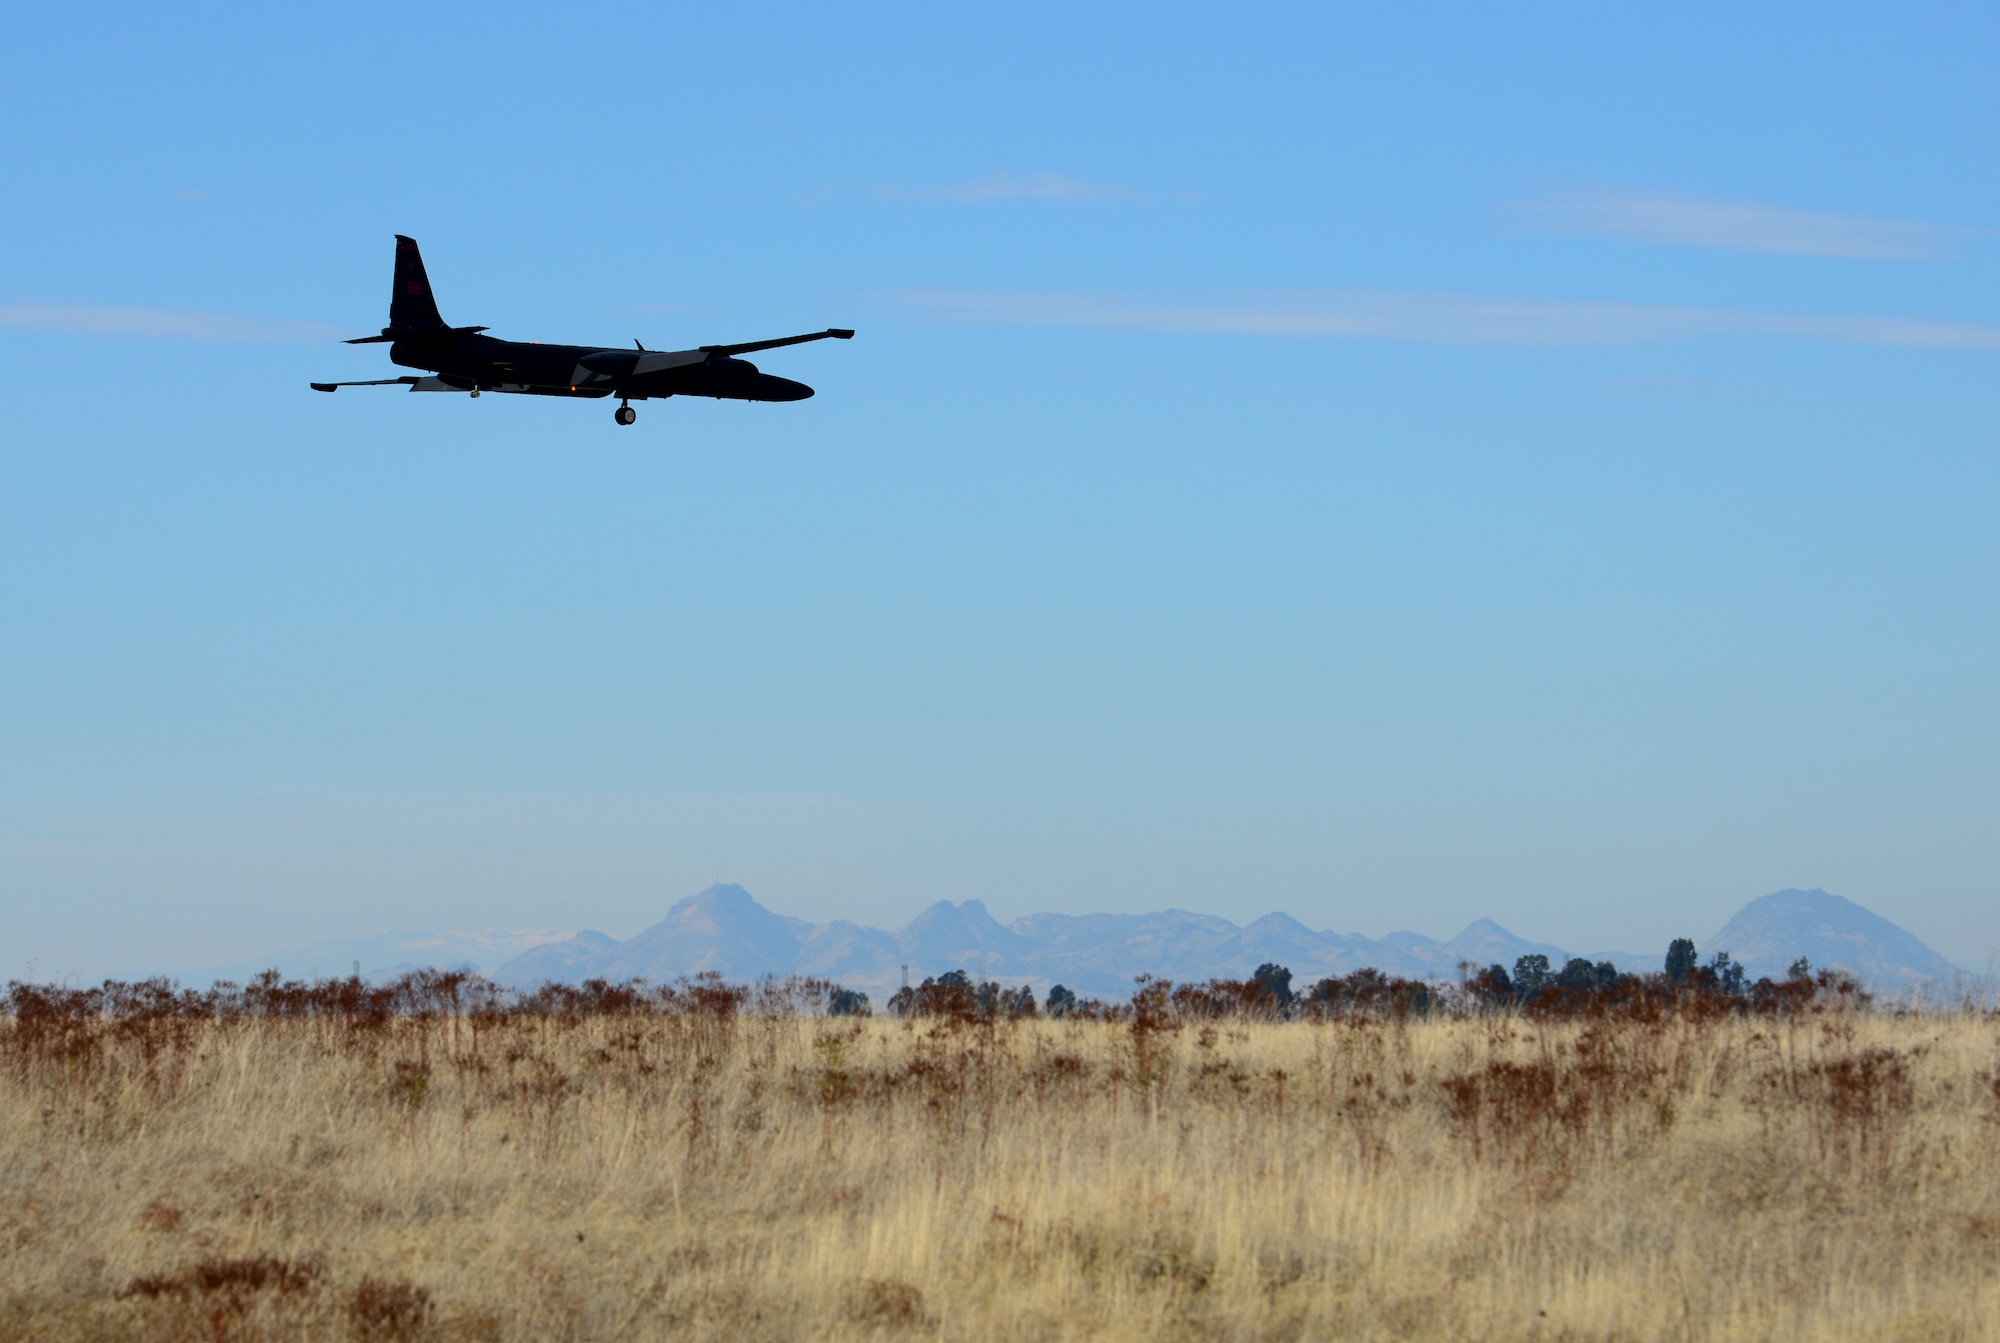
998, 985, 1037, 1017
1253, 962, 1294, 1008
1787, 956, 1812, 981
1512, 954, 1551, 998
1557, 957, 1617, 991
1665, 938, 1698, 985
1466, 964, 1513, 1008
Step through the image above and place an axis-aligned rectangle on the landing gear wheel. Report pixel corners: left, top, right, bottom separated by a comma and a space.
614, 404, 636, 426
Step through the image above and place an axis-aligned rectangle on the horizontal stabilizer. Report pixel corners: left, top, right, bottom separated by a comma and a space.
344, 325, 488, 345
310, 377, 420, 391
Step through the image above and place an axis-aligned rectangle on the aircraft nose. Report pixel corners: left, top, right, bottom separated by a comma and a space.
754, 375, 814, 402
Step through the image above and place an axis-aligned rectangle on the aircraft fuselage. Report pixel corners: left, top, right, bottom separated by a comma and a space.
390, 332, 813, 402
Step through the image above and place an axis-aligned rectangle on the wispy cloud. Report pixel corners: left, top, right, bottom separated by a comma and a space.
162, 188, 206, 202
909, 173, 1160, 204
804, 173, 1172, 206
0, 303, 339, 342
1517, 189, 1968, 259
1592, 376, 1786, 403
882, 288, 2000, 349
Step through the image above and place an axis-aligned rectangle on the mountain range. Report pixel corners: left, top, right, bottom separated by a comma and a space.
492, 887, 1588, 999
193, 885, 1967, 1001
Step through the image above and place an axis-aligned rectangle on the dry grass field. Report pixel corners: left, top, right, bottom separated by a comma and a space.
4, 975, 1999, 1342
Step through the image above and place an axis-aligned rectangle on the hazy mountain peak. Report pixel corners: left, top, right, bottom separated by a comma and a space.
1432, 919, 1571, 975
1242, 912, 1317, 935
895, 899, 1025, 962
590, 883, 810, 981
898, 899, 1005, 928
673, 882, 757, 911
1700, 888, 1958, 982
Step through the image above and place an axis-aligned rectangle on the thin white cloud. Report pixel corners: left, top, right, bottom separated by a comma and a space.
1518, 190, 1967, 259
912, 173, 1159, 204
1592, 376, 1785, 403
882, 288, 2000, 350
162, 188, 206, 202
802, 173, 1170, 205
0, 303, 339, 342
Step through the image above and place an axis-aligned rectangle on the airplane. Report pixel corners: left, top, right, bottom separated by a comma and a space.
312, 235, 852, 425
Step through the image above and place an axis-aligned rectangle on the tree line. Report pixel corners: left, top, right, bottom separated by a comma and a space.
3, 940, 1864, 1031
880, 940, 1860, 1022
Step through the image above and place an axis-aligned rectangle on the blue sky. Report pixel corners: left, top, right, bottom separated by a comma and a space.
3, 2, 1997, 979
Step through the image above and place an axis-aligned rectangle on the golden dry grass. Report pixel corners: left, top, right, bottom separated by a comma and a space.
4, 995, 1999, 1341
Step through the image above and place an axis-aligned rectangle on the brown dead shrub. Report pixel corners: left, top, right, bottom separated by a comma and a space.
123, 1254, 322, 1301
122, 1255, 323, 1342
347, 1275, 433, 1342
845, 1278, 930, 1329
136, 1200, 183, 1233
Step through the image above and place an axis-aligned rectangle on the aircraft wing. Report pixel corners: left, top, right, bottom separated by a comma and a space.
698, 328, 854, 357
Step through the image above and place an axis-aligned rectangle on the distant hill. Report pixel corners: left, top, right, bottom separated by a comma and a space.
191, 927, 576, 985
485, 930, 618, 985
1699, 888, 1960, 987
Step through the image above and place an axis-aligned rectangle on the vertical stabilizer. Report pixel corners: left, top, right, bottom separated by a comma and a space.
389, 235, 447, 331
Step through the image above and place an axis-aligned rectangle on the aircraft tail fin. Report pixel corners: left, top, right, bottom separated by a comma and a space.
389, 234, 447, 331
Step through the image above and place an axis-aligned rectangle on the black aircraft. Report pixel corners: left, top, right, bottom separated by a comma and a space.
312, 235, 852, 425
